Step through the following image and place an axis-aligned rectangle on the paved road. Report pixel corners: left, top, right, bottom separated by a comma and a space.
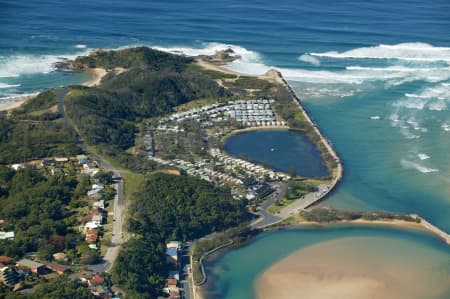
250, 182, 286, 229
56, 88, 125, 273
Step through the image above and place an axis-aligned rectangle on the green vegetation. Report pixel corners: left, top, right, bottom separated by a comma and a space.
71, 47, 192, 71
187, 64, 238, 80
12, 90, 57, 116
0, 94, 80, 164
112, 238, 167, 299
268, 179, 320, 214
112, 173, 250, 297
299, 208, 419, 223
128, 173, 249, 240
0, 277, 95, 299
0, 167, 84, 259
29, 277, 94, 299
64, 47, 232, 173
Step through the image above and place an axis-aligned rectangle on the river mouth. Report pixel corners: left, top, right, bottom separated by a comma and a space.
223, 129, 329, 177
204, 226, 450, 299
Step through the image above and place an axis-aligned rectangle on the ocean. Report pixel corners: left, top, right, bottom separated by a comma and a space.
1, 0, 449, 297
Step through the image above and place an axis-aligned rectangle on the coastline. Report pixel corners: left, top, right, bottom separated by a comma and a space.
0, 94, 37, 112
83, 67, 107, 87
0, 68, 107, 112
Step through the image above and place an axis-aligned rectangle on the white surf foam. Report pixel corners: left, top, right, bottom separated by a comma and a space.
298, 54, 320, 66
417, 153, 430, 160
428, 100, 447, 111
400, 159, 439, 173
0, 50, 90, 78
310, 42, 450, 62
441, 122, 450, 132
0, 83, 20, 89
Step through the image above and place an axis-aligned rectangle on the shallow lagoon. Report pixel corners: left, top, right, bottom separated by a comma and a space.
223, 129, 329, 177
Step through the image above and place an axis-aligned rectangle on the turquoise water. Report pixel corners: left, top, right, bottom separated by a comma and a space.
205, 227, 450, 299
223, 130, 329, 177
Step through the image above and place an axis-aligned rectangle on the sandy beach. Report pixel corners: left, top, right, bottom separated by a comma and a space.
0, 94, 37, 112
83, 67, 107, 87
0, 67, 107, 112
256, 236, 450, 299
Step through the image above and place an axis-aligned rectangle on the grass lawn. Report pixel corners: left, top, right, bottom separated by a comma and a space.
122, 172, 146, 202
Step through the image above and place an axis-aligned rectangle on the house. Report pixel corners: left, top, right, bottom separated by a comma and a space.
41, 159, 56, 167
79, 157, 90, 165
42, 262, 70, 275
167, 241, 181, 250
52, 252, 67, 262
85, 228, 98, 243
168, 270, 180, 281
92, 214, 103, 225
84, 221, 100, 231
87, 188, 102, 197
11, 164, 24, 171
51, 167, 63, 176
83, 163, 97, 170
0, 232, 14, 240
55, 157, 69, 162
0, 266, 18, 288
0, 256, 14, 265
88, 274, 105, 287
17, 259, 46, 275
93, 200, 105, 209
166, 247, 178, 264
166, 278, 177, 289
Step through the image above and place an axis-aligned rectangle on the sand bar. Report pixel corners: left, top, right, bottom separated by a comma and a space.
256, 236, 450, 299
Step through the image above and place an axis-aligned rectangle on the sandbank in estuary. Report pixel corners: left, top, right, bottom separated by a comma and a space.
256, 236, 450, 299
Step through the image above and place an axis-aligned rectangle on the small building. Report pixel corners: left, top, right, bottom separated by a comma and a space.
166, 241, 181, 250
83, 163, 97, 170
88, 274, 105, 287
166, 247, 178, 264
0, 232, 14, 240
52, 252, 67, 262
41, 159, 56, 167
168, 270, 180, 281
0, 266, 18, 288
85, 228, 98, 243
11, 164, 24, 171
51, 168, 63, 176
55, 157, 69, 162
79, 157, 90, 165
0, 256, 13, 265
43, 262, 70, 275
93, 200, 105, 209
17, 259, 46, 275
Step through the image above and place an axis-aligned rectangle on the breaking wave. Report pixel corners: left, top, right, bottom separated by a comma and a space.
0, 50, 90, 78
0, 83, 20, 89
309, 42, 450, 63
400, 159, 439, 173
298, 54, 320, 66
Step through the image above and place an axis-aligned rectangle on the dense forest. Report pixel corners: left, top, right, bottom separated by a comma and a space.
0, 91, 80, 164
65, 47, 229, 151
0, 167, 88, 260
112, 173, 250, 298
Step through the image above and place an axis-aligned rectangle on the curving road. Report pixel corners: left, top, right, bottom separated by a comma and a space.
56, 88, 125, 273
